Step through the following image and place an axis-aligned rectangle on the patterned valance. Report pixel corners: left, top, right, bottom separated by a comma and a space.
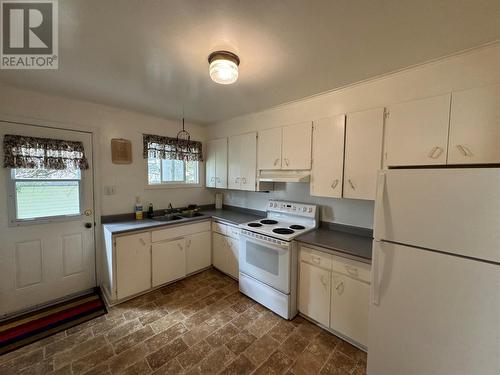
3, 134, 89, 170
143, 134, 203, 162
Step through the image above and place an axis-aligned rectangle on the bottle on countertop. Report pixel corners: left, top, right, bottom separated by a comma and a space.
147, 203, 154, 219
134, 196, 143, 220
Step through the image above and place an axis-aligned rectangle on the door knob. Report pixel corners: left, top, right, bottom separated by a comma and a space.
84, 222, 93, 228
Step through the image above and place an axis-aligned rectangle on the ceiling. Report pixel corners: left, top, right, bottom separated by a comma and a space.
1, 0, 499, 125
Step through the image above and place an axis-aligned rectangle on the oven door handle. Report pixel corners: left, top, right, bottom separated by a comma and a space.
240, 232, 289, 252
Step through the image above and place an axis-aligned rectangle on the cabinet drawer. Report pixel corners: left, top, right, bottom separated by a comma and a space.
300, 246, 333, 270
226, 225, 240, 239
212, 221, 227, 235
333, 257, 371, 283
152, 221, 211, 243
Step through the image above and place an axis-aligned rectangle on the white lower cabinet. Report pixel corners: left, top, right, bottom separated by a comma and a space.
298, 261, 331, 327
186, 231, 211, 274
331, 271, 370, 347
152, 238, 186, 287
104, 221, 212, 303
115, 232, 151, 299
212, 223, 239, 279
298, 245, 370, 348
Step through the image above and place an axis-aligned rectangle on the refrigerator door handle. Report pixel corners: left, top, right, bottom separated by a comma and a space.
373, 171, 386, 241
371, 241, 381, 305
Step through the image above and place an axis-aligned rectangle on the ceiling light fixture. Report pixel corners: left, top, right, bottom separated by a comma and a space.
208, 50, 240, 85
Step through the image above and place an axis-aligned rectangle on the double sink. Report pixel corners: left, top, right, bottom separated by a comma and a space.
151, 212, 205, 222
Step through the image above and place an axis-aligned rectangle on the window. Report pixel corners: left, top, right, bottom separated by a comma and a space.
147, 158, 199, 185
9, 167, 82, 222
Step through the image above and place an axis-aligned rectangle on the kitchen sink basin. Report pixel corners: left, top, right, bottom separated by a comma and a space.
180, 212, 204, 218
152, 215, 183, 222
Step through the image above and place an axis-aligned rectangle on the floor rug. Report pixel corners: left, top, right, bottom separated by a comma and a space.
0, 288, 107, 355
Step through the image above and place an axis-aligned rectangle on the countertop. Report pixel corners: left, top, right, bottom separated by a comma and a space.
102, 208, 264, 235
296, 226, 373, 262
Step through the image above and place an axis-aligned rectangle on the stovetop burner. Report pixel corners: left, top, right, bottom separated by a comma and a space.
260, 219, 278, 225
273, 228, 295, 235
247, 223, 263, 227
289, 225, 305, 230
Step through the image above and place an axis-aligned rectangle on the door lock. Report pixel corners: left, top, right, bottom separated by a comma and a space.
84, 222, 93, 228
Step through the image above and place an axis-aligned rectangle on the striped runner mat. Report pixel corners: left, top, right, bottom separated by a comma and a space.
0, 289, 107, 355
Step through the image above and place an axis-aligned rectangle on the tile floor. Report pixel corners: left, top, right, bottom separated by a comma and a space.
0, 269, 367, 375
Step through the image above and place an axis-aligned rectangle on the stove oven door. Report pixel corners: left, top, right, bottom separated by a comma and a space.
239, 233, 291, 294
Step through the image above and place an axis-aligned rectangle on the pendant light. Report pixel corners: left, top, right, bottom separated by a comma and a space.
208, 50, 240, 85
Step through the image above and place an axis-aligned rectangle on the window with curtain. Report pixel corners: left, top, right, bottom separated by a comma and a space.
143, 134, 202, 186
3, 134, 89, 222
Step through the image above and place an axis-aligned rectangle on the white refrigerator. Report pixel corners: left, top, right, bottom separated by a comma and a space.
368, 168, 500, 375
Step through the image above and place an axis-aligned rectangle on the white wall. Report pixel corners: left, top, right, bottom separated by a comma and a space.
208, 42, 500, 228
0, 85, 214, 216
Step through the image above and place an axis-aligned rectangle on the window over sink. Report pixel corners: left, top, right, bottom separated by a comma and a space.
147, 159, 199, 186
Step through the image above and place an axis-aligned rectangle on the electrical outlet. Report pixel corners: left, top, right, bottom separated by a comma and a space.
104, 185, 116, 195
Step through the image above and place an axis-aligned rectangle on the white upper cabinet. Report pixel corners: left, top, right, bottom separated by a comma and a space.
282, 122, 313, 170
205, 138, 227, 188
205, 141, 216, 188
228, 132, 257, 191
258, 127, 282, 170
310, 115, 345, 198
448, 84, 500, 165
384, 94, 451, 167
344, 108, 384, 200
228, 135, 241, 190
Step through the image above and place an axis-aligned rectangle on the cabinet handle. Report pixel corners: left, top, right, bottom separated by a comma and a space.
242, 177, 247, 184
345, 265, 358, 277
187, 239, 192, 247
320, 275, 328, 288
331, 179, 339, 190
139, 238, 146, 246
211, 177, 215, 182
428, 146, 443, 159
177, 243, 183, 251
274, 158, 280, 166
457, 144, 473, 157
335, 281, 345, 295
235, 177, 240, 184
311, 256, 321, 265
348, 179, 355, 190
284, 158, 289, 166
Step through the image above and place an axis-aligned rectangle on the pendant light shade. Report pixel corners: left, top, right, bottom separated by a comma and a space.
208, 51, 240, 85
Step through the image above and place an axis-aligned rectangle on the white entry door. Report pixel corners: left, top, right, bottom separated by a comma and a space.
0, 121, 96, 318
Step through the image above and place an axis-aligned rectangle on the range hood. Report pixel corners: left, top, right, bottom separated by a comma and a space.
258, 170, 310, 183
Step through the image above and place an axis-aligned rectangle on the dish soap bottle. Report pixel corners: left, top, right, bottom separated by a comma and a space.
134, 196, 143, 220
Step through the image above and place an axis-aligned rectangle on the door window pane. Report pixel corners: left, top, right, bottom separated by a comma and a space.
16, 181, 81, 219
11, 168, 82, 221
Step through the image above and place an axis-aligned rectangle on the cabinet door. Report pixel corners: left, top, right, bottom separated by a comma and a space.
258, 127, 282, 170
239, 132, 257, 191
385, 94, 450, 166
212, 232, 227, 273
214, 138, 228, 188
344, 108, 384, 200
448, 84, 500, 164
152, 239, 186, 287
331, 273, 369, 346
228, 135, 241, 190
298, 261, 331, 327
205, 140, 217, 187
185, 231, 211, 274
226, 237, 239, 279
116, 233, 151, 299
310, 115, 345, 198
282, 122, 312, 170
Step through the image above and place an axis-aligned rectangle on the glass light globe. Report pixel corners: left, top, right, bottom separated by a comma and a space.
209, 58, 239, 85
